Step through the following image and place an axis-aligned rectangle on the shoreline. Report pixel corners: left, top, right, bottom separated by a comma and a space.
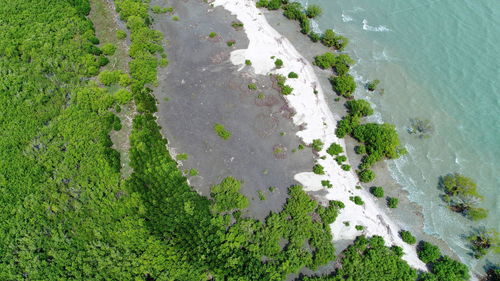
213, 0, 427, 271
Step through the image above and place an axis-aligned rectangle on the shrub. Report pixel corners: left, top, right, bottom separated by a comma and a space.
370, 186, 384, 198
226, 40, 236, 47
431, 256, 470, 281
231, 21, 244, 29
172, 16, 179, 21
438, 173, 487, 220
288, 72, 298, 78
258, 190, 266, 201
417, 241, 441, 263
326, 143, 343, 156
283, 2, 303, 20
214, 123, 231, 140
209, 32, 217, 38
341, 164, 351, 171
101, 43, 117, 55
355, 145, 366, 154
189, 169, 198, 176
313, 164, 325, 175
256, 0, 269, 8
309, 32, 321, 42
281, 85, 293, 95
248, 83, 257, 90
387, 197, 399, 208
176, 153, 188, 160
335, 115, 360, 138
314, 52, 336, 69
330, 75, 356, 97
274, 58, 283, 68
211, 177, 249, 212
367, 79, 380, 91
335, 155, 347, 164
466, 207, 489, 221
350, 196, 364, 205
299, 14, 310, 34
98, 70, 122, 86
114, 89, 133, 104
298, 144, 305, 150
245, 59, 252, 65
359, 169, 375, 183
321, 180, 333, 188
400, 230, 417, 245
355, 225, 364, 231
346, 99, 374, 117
267, 0, 282, 10
312, 139, 324, 151
306, 4, 322, 18
151, 6, 167, 14
116, 30, 127, 39
321, 29, 337, 48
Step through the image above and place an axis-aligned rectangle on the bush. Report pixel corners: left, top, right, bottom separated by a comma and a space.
399, 230, 417, 245
335, 155, 347, 164
355, 225, 364, 231
267, 0, 282, 10
298, 13, 310, 34
101, 43, 117, 56
341, 164, 351, 171
326, 143, 343, 156
245, 59, 252, 65
176, 153, 188, 160
309, 32, 321, 42
330, 75, 356, 97
114, 89, 133, 104
367, 79, 380, 91
387, 197, 399, 208
418, 241, 441, 264
438, 173, 487, 220
321, 180, 333, 188
359, 169, 375, 183
312, 139, 324, 151
306, 4, 322, 18
281, 85, 293, 95
431, 256, 470, 281
214, 123, 231, 140
283, 2, 303, 20
350, 196, 364, 205
288, 72, 298, 78
151, 6, 167, 14
321, 29, 337, 48
314, 52, 336, 69
335, 115, 360, 138
248, 83, 257, 90
210, 177, 249, 213
355, 145, 366, 154
208, 32, 217, 38
116, 30, 127, 39
98, 70, 122, 86
370, 186, 384, 198
274, 58, 283, 68
256, 0, 269, 8
226, 40, 236, 47
313, 164, 325, 175
346, 99, 374, 117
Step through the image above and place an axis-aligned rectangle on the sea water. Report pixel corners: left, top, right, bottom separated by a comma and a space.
297, 0, 499, 273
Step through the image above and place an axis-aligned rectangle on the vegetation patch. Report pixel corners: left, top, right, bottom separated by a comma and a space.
214, 123, 232, 140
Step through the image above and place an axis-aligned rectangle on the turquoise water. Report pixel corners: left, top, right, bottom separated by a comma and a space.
298, 0, 500, 273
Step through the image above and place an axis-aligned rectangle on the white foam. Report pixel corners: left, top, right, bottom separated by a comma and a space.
362, 19, 391, 32
342, 13, 353, 22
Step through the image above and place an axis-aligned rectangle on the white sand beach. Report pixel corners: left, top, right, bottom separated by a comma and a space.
213, 0, 427, 271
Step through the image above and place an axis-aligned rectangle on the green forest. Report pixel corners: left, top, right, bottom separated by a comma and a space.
0, 0, 477, 280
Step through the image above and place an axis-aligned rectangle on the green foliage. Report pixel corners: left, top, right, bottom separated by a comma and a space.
314, 52, 337, 69
267, 0, 282, 10
341, 164, 351, 171
350, 196, 364, 205
370, 186, 385, 198
151, 5, 168, 14
114, 88, 133, 104
283, 2, 303, 20
189, 168, 198, 176
258, 190, 266, 201
346, 99, 374, 117
98, 69, 122, 85
306, 4, 322, 18
430, 256, 470, 281
245, 59, 252, 65
275, 58, 284, 68
288, 71, 299, 78
214, 123, 231, 140
321, 180, 333, 188
312, 139, 324, 151
248, 83, 257, 90
321, 29, 349, 50
313, 164, 325, 175
355, 225, 364, 231
314, 52, 354, 75
211, 177, 249, 212
209, 31, 217, 38
116, 29, 127, 39
176, 153, 188, 160
400, 230, 417, 245
467, 228, 500, 259
309, 32, 321, 42
359, 169, 375, 182
335, 155, 347, 164
226, 40, 236, 47
387, 197, 399, 208
418, 241, 441, 263
281, 84, 294, 95
326, 143, 344, 156
355, 145, 366, 154
231, 21, 244, 29
367, 79, 380, 91
438, 173, 487, 220
101, 42, 117, 55
256, 0, 269, 8
330, 75, 356, 97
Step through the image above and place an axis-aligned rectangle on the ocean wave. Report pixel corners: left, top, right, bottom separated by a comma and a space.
362, 19, 391, 32
341, 13, 353, 22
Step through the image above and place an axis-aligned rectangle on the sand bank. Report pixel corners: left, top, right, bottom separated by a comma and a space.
213, 0, 427, 270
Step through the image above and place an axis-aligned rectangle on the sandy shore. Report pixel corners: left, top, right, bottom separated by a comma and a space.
213, 0, 427, 270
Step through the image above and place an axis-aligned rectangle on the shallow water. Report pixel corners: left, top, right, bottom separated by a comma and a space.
297, 0, 500, 273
